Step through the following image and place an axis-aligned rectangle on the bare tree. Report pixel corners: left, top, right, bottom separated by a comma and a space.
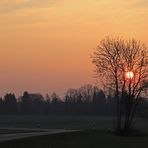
92, 37, 148, 133
65, 88, 80, 103
79, 84, 98, 102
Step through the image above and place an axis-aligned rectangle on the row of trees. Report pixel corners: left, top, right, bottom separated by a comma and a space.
0, 84, 114, 115
0, 84, 147, 116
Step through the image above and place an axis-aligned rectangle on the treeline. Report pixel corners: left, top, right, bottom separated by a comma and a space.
0, 84, 147, 116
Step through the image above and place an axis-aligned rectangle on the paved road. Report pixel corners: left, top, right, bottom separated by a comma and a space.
0, 128, 78, 142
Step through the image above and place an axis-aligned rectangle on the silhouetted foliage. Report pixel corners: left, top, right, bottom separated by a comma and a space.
50, 93, 63, 115
3, 93, 18, 114
92, 37, 148, 133
0, 85, 147, 117
0, 85, 105, 115
92, 90, 106, 116
0, 98, 4, 114
20, 91, 44, 114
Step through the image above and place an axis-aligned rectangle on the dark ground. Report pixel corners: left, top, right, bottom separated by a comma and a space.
0, 116, 148, 148
0, 130, 148, 148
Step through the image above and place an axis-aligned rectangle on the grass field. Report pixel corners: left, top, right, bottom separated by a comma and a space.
0, 115, 147, 132
0, 116, 148, 148
0, 115, 116, 130
0, 130, 148, 148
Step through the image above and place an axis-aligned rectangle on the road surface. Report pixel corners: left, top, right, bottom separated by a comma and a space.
0, 127, 78, 142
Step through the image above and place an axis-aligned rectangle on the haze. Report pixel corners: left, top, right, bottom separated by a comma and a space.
0, 0, 148, 97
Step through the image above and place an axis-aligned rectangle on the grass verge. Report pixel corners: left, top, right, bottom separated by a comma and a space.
0, 130, 148, 148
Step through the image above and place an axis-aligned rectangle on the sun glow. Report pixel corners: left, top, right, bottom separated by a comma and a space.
126, 71, 134, 79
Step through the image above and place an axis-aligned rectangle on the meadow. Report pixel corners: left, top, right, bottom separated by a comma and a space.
0, 116, 148, 148
0, 115, 116, 130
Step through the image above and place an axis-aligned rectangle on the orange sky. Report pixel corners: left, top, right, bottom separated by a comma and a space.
0, 0, 148, 97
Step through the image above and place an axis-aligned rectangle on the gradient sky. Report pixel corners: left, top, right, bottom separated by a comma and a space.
0, 0, 148, 97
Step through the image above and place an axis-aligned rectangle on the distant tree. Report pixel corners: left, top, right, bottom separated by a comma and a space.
46, 94, 51, 101
92, 90, 106, 115
50, 93, 63, 115
43, 94, 51, 114
20, 91, 33, 114
106, 95, 116, 116
64, 86, 107, 116
79, 84, 96, 102
20, 91, 44, 114
3, 93, 18, 114
0, 97, 3, 114
65, 88, 83, 115
31, 93, 44, 114
65, 89, 79, 103
65, 89, 78, 115
92, 37, 148, 134
79, 84, 98, 115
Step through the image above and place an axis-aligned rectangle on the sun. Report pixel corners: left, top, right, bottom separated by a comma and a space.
126, 71, 134, 79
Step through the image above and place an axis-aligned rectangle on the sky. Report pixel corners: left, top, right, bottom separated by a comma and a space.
0, 0, 148, 97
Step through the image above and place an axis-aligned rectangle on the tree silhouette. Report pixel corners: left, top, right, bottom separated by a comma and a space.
92, 37, 148, 134
65, 89, 81, 115
3, 93, 18, 114
20, 91, 44, 114
50, 93, 63, 115
92, 90, 106, 115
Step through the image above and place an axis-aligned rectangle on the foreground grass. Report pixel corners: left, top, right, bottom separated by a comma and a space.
0, 130, 148, 148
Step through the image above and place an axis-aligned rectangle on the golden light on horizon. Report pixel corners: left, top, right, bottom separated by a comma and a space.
0, 0, 148, 96
126, 71, 134, 79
